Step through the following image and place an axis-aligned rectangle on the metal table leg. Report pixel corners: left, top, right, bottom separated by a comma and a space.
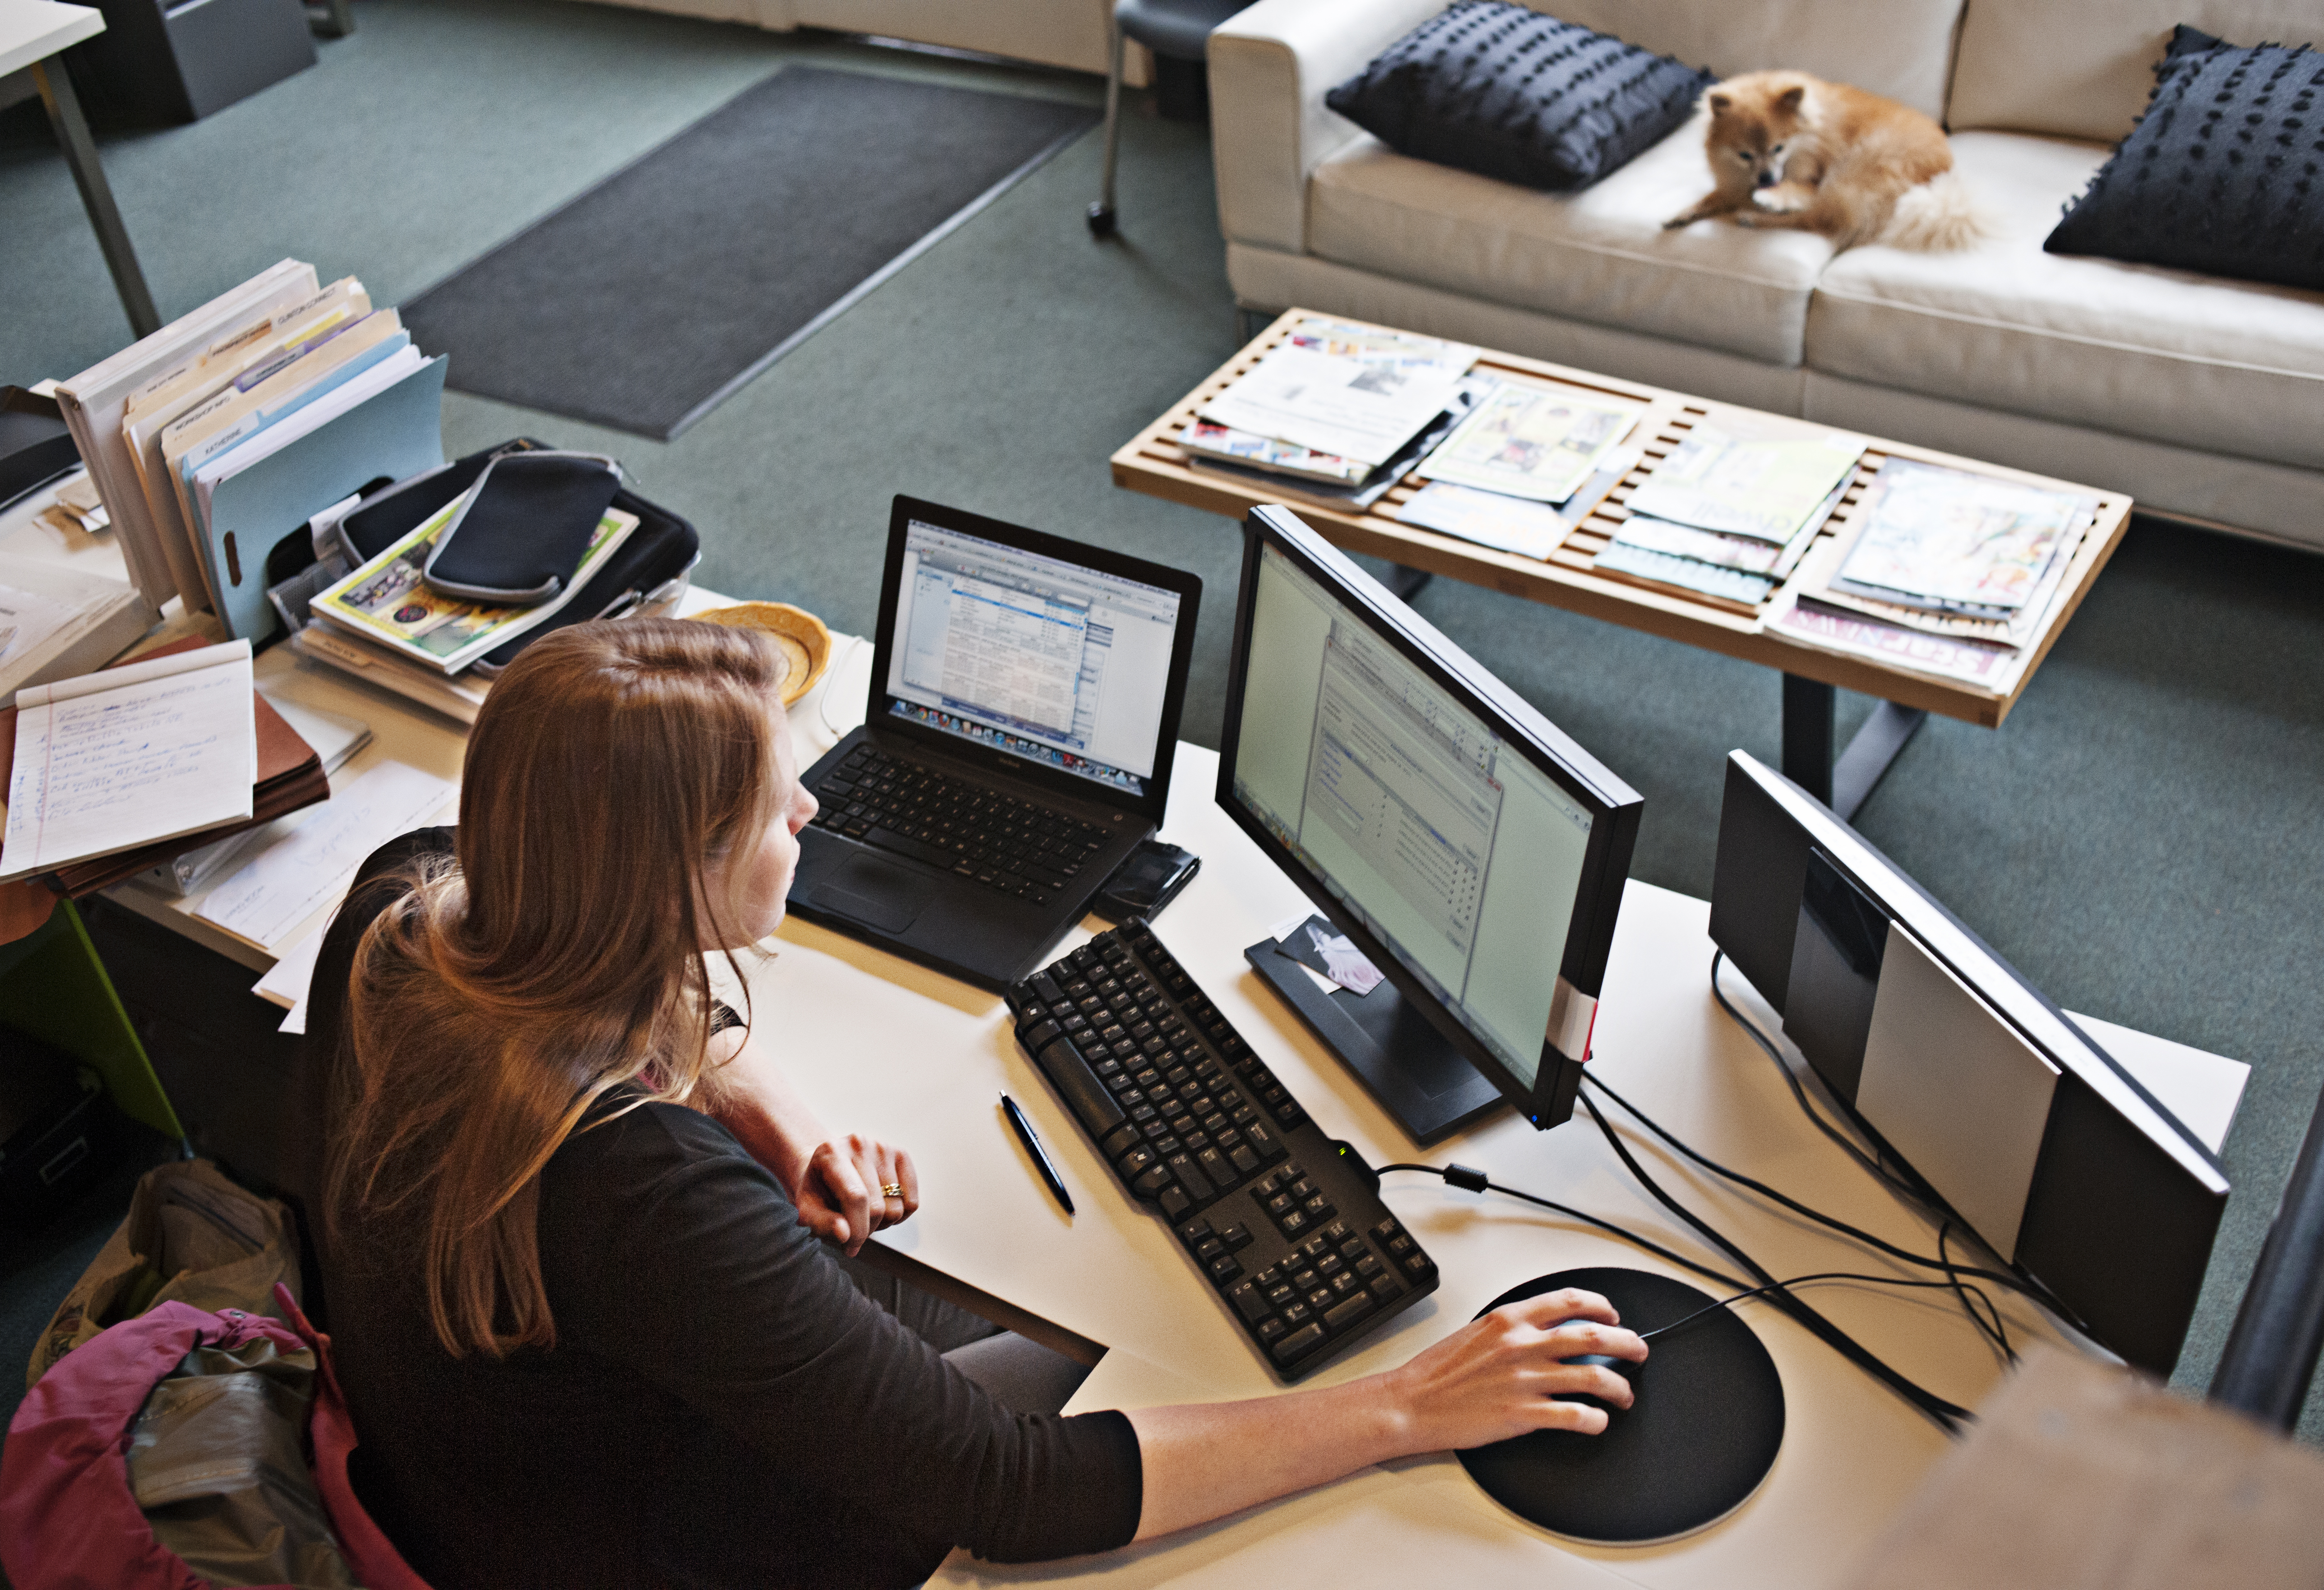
32, 58, 159, 339
1781, 674, 1925, 822
1387, 566, 1432, 601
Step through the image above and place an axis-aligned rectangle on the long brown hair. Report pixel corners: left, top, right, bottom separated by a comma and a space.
327, 618, 788, 1358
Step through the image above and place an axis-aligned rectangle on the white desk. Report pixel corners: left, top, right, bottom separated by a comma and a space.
1, 1, 159, 337
2, 480, 2249, 1585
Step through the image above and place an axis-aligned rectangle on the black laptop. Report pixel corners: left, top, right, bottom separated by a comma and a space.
787, 496, 1201, 989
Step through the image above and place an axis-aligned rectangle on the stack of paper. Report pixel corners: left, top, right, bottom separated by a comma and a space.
52, 261, 448, 638
1185, 320, 1480, 502
1390, 380, 1647, 562
1593, 421, 1865, 608
195, 759, 454, 954
39, 474, 110, 536
0, 552, 151, 699
0, 638, 336, 895
1770, 460, 2097, 684
307, 487, 638, 675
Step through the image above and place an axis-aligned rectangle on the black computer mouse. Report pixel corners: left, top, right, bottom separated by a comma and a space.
1554, 1352, 1640, 1418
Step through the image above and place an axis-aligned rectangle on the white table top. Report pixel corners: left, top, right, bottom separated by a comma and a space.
3, 476, 2250, 1585
0, 1, 103, 79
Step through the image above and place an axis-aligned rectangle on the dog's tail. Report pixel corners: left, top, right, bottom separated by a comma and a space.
1880, 171, 1991, 251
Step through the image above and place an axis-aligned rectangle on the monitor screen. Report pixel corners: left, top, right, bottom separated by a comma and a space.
883, 518, 1186, 798
1218, 508, 1642, 1123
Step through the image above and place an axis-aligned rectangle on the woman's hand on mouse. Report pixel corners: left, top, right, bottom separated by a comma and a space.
796, 1134, 920, 1257
1385, 1288, 1648, 1444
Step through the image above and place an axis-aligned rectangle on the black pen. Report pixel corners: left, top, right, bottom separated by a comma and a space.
1000, 1092, 1074, 1216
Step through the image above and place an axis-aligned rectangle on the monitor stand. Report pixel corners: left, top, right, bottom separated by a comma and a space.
1244, 936, 1505, 1145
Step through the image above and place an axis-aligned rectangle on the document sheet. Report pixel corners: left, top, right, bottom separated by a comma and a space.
0, 641, 255, 880
197, 758, 455, 950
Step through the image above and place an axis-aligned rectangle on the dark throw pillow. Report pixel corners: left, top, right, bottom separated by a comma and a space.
2044, 25, 2324, 291
1324, 1, 1715, 193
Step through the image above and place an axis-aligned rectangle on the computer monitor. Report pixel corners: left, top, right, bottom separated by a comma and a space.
1709, 749, 2230, 1374
1216, 506, 1643, 1139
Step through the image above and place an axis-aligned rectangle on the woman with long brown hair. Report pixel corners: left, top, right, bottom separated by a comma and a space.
293, 617, 1644, 1589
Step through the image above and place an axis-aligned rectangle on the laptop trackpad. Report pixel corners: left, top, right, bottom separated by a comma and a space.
814, 854, 935, 934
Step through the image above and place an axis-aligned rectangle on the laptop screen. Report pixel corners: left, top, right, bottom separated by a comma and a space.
882, 518, 1186, 798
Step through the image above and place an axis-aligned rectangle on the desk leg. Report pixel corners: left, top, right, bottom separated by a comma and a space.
32, 59, 161, 340
1781, 674, 1925, 822
1387, 566, 1432, 601
310, 0, 356, 37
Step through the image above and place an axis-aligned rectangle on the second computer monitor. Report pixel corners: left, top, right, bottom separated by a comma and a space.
1217, 506, 1642, 1130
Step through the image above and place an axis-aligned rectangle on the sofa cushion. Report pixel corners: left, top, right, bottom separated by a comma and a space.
2045, 30, 2324, 293
1511, 0, 1965, 123
1948, 0, 2324, 142
1805, 131, 2324, 471
1306, 119, 1836, 365
1323, 2, 1713, 192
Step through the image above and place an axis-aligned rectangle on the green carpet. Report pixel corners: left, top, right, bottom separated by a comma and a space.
5, 0, 2321, 1442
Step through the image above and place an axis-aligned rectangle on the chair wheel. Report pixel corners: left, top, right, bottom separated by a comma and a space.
1086, 203, 1118, 238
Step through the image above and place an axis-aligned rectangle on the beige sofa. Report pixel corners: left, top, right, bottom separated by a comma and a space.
579, 0, 1147, 83
1210, 0, 2324, 551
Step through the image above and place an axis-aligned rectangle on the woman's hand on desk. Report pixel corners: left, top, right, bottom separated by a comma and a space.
794, 1133, 920, 1257
1386, 1287, 1644, 1444
1125, 1287, 1645, 1542
699, 1024, 921, 1256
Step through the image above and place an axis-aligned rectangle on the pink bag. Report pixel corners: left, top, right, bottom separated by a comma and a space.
0, 1286, 429, 1590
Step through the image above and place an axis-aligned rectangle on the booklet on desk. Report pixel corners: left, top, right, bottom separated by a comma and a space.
0, 638, 331, 896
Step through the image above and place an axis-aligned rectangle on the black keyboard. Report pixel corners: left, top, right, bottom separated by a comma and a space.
1006, 920, 1439, 1379
809, 746, 1111, 908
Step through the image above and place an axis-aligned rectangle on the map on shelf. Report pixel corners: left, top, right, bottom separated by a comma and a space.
1413, 382, 1647, 504
1623, 423, 1865, 544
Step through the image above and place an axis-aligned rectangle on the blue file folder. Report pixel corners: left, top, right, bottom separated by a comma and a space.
199, 356, 448, 641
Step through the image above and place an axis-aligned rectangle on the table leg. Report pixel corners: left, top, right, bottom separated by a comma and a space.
32, 58, 160, 340
1781, 674, 1925, 822
1386, 566, 1431, 601
310, 0, 356, 37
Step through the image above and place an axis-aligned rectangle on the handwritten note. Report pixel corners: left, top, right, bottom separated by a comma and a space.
197, 759, 454, 950
0, 641, 255, 880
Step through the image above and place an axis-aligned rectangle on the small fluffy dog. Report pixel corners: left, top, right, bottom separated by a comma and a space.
1664, 70, 1985, 250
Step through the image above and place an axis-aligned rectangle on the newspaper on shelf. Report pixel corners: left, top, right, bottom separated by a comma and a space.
1623, 421, 1866, 545
1412, 380, 1647, 504
1197, 320, 1478, 466
1827, 458, 2096, 620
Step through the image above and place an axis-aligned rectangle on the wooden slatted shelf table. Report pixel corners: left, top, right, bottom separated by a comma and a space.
1112, 309, 2133, 817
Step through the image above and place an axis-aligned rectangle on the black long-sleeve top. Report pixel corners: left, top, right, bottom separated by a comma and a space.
287, 830, 1142, 1590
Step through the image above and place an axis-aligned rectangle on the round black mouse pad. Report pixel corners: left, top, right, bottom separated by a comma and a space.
1455, 1266, 1784, 1545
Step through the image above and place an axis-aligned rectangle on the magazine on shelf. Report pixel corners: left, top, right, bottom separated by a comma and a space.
1768, 595, 2019, 687
310, 489, 636, 674
1391, 460, 1629, 561
1413, 381, 1647, 504
1828, 459, 2095, 618
1178, 419, 1371, 485
1198, 321, 1477, 466
1622, 420, 1865, 545
1593, 474, 1851, 606
1185, 375, 1495, 508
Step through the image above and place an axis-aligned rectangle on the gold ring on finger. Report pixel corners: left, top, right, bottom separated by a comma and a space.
881, 1183, 905, 1199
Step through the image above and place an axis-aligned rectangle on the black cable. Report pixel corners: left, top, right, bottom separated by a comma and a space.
1639, 1271, 2014, 1344
1578, 1092, 1972, 1432
1940, 1220, 2015, 1364
1702, 952, 2092, 1337
1708, 950, 1918, 1197
1579, 1069, 2062, 1314
1374, 1163, 1748, 1296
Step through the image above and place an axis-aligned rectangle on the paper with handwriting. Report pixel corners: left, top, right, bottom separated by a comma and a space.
0, 641, 255, 880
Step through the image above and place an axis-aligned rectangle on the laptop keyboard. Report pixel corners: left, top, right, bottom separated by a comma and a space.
1007, 920, 1439, 1379
808, 746, 1111, 907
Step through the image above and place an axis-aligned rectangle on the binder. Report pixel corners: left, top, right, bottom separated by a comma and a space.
198, 356, 448, 642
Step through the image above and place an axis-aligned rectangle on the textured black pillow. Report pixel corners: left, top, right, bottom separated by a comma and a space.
2045, 26, 2324, 290
1324, 2, 1714, 193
